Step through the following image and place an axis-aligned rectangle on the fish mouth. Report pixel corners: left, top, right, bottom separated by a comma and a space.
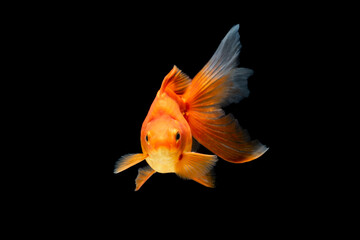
146, 147, 179, 173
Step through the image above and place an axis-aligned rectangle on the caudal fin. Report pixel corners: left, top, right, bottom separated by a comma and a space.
183, 25, 268, 163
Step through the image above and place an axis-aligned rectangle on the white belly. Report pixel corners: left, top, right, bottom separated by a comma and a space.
146, 148, 178, 173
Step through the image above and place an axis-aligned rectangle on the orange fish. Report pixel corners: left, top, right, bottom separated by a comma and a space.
114, 25, 268, 190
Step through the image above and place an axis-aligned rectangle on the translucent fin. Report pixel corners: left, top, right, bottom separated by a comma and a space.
191, 137, 200, 152
175, 152, 217, 187
182, 25, 268, 163
192, 171, 216, 188
135, 166, 156, 191
114, 153, 146, 174
187, 110, 268, 163
183, 24, 252, 108
160, 65, 192, 95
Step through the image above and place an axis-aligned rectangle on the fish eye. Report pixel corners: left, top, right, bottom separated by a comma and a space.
145, 134, 149, 142
175, 131, 180, 142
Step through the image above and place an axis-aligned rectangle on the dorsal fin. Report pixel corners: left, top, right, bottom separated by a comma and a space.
160, 65, 191, 95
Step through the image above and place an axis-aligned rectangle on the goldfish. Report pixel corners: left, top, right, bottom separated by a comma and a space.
114, 25, 268, 190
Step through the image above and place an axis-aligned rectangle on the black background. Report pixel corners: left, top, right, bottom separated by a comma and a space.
16, 3, 319, 236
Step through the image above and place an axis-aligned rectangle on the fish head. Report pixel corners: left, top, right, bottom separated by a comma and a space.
140, 116, 191, 172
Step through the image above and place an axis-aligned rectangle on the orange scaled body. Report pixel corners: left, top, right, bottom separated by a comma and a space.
114, 25, 268, 190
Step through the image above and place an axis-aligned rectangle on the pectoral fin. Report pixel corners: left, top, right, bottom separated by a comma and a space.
114, 153, 146, 174
175, 152, 217, 188
192, 172, 216, 188
135, 166, 156, 191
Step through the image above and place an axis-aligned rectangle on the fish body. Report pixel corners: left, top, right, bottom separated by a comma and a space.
114, 25, 268, 190
141, 94, 190, 173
